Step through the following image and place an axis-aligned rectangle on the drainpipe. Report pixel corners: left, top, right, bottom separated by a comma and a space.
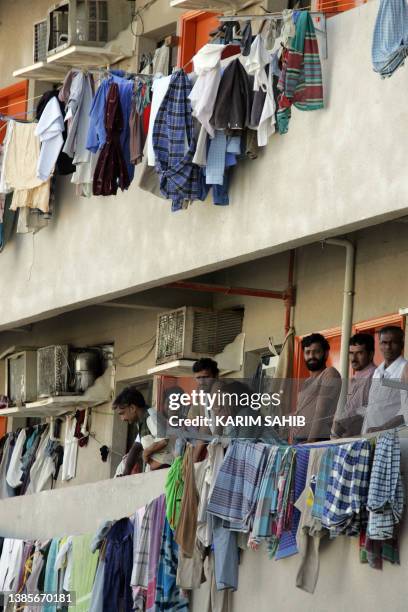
324, 238, 356, 411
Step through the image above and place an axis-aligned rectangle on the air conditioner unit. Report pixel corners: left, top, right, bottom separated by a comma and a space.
37, 345, 70, 398
33, 19, 48, 63
46, 0, 131, 56
5, 351, 38, 405
155, 307, 244, 365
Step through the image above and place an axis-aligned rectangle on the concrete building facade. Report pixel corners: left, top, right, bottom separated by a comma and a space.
0, 0, 408, 609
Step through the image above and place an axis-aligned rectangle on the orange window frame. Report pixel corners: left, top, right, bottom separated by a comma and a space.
0, 80, 28, 144
314, 0, 368, 16
177, 11, 220, 71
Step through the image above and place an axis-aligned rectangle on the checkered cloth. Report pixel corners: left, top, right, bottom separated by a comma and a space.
321, 440, 371, 537
311, 446, 335, 520
132, 501, 153, 588
252, 446, 281, 540
207, 440, 269, 532
367, 430, 404, 540
152, 70, 201, 211
268, 447, 297, 557
372, 0, 408, 78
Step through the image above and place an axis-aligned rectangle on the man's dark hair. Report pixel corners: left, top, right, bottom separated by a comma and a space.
301, 333, 330, 352
192, 358, 219, 377
349, 333, 375, 353
112, 386, 146, 409
378, 326, 404, 343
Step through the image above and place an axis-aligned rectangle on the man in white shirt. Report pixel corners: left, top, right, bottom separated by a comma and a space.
113, 386, 173, 472
362, 326, 408, 433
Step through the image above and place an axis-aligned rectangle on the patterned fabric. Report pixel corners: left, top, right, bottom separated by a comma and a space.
367, 430, 404, 540
322, 440, 371, 537
360, 529, 400, 569
277, 11, 323, 134
252, 447, 281, 540
154, 519, 189, 611
372, 0, 408, 78
311, 447, 335, 520
153, 70, 201, 211
133, 502, 153, 589
207, 440, 269, 532
276, 446, 310, 560
268, 447, 296, 557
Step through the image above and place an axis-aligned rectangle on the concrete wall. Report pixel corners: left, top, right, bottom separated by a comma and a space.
1, 1, 408, 329
0, 436, 407, 612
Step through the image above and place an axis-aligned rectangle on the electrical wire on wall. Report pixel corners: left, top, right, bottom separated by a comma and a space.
113, 335, 156, 367
129, 0, 160, 37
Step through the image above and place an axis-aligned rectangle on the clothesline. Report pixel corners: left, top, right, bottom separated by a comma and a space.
218, 0, 367, 18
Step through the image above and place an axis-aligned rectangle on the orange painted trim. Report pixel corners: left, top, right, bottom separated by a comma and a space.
353, 313, 405, 332
0, 80, 28, 101
0, 80, 28, 116
177, 10, 219, 69
0, 418, 7, 438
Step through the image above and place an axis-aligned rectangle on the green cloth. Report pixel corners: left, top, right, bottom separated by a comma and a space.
71, 534, 99, 612
165, 456, 184, 530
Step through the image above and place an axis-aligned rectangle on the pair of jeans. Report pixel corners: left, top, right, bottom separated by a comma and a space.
103, 519, 133, 612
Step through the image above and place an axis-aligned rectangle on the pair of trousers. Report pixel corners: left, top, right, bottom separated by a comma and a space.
103, 519, 133, 612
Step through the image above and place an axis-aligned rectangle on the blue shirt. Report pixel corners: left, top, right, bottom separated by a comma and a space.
87, 74, 134, 182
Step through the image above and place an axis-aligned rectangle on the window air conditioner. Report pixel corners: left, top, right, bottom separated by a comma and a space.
33, 20, 48, 63
155, 307, 244, 365
5, 351, 38, 406
46, 0, 131, 56
37, 345, 70, 398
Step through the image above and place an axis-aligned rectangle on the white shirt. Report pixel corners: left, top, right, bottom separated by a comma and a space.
256, 60, 276, 147
141, 407, 173, 465
6, 428, 26, 488
55, 536, 73, 591
189, 44, 224, 139
35, 97, 64, 181
147, 75, 172, 167
243, 34, 270, 92
362, 355, 408, 433
0, 538, 24, 591
61, 415, 79, 482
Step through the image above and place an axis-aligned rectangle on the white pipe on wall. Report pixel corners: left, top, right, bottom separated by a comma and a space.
324, 238, 356, 411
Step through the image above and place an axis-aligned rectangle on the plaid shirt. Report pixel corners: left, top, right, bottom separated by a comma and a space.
207, 440, 269, 532
252, 446, 281, 540
372, 0, 408, 78
152, 70, 201, 211
311, 446, 335, 520
132, 501, 152, 588
367, 430, 404, 539
322, 440, 371, 537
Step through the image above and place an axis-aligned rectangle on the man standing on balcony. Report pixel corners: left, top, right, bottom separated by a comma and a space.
363, 326, 408, 434
112, 386, 173, 472
292, 333, 341, 443
332, 333, 376, 438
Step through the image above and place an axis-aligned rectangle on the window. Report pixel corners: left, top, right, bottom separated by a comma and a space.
0, 81, 28, 144
178, 11, 220, 71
